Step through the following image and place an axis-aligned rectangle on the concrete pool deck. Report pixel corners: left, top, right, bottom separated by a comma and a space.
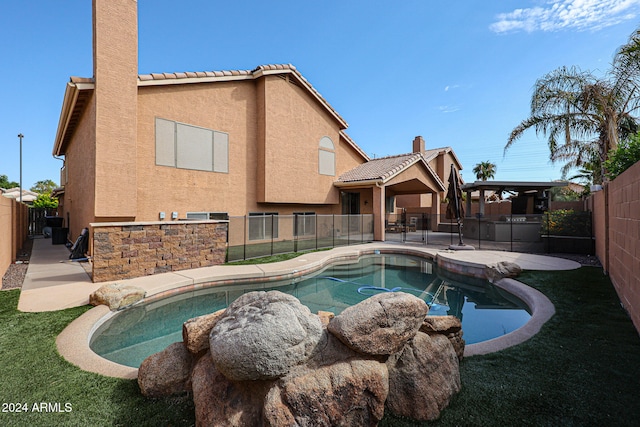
18, 238, 580, 378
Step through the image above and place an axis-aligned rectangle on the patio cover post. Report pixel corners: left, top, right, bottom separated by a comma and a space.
373, 184, 385, 241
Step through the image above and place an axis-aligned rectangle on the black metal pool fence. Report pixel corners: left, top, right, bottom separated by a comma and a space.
384, 210, 594, 255
227, 214, 374, 262
226, 211, 594, 262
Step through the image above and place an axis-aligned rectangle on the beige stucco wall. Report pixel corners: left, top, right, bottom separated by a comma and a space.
60, 93, 98, 241
135, 75, 365, 220
259, 75, 349, 204
136, 81, 257, 219
93, 0, 138, 219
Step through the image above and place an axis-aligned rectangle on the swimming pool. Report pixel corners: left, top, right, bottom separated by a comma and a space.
90, 254, 531, 368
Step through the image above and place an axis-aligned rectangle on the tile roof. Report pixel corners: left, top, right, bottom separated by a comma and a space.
138, 64, 347, 128
338, 153, 424, 183
338, 151, 447, 191
55, 64, 371, 160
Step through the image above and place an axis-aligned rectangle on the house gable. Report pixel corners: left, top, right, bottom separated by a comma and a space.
258, 74, 352, 204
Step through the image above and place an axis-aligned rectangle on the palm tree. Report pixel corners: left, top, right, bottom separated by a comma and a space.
504, 27, 640, 183
472, 161, 497, 181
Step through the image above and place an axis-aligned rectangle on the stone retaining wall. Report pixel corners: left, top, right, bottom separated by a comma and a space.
91, 221, 228, 282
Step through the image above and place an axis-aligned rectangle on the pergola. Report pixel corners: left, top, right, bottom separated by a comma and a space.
460, 181, 569, 216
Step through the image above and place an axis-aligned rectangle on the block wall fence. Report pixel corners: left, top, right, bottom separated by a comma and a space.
0, 197, 28, 279
91, 221, 228, 282
590, 160, 640, 335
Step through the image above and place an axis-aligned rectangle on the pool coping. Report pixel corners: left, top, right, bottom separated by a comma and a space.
56, 243, 576, 379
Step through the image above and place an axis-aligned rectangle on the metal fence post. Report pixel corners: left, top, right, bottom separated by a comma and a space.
477, 214, 481, 250
332, 214, 335, 248
546, 212, 551, 254
243, 215, 247, 261
510, 213, 513, 253
294, 213, 298, 253
270, 214, 274, 256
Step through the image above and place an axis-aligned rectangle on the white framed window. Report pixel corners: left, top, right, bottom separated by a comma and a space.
294, 212, 316, 236
249, 212, 279, 240
318, 136, 335, 176
156, 118, 229, 173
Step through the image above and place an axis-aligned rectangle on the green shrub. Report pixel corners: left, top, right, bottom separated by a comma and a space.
604, 133, 640, 180
541, 209, 592, 236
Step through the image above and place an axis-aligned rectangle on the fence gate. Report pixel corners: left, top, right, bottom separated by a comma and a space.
28, 208, 56, 236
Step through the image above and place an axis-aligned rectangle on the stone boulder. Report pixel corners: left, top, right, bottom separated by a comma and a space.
420, 315, 465, 360
191, 352, 271, 427
89, 283, 146, 311
182, 309, 225, 354
386, 332, 461, 421
317, 310, 335, 327
327, 292, 428, 355
264, 359, 389, 426
485, 261, 522, 283
209, 291, 323, 381
137, 342, 193, 397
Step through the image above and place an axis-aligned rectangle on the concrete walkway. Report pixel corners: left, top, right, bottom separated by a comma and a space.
18, 238, 580, 313
18, 238, 98, 312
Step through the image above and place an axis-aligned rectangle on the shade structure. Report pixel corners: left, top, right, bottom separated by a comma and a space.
445, 165, 464, 220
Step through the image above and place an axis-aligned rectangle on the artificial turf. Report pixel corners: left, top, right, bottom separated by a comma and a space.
0, 266, 639, 426
382, 267, 640, 426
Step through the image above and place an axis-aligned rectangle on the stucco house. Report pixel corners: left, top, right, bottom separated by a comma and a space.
52, 0, 461, 251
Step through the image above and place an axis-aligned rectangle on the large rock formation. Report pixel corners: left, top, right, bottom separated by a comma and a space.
138, 290, 463, 426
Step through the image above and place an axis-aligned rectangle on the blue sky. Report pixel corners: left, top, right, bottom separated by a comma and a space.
2, 0, 640, 189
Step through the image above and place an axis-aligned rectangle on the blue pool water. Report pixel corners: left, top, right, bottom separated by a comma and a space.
90, 254, 531, 367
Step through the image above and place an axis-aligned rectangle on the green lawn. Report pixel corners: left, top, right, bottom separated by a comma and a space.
1, 266, 639, 426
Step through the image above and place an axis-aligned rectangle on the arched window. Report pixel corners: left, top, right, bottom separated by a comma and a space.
318, 136, 335, 176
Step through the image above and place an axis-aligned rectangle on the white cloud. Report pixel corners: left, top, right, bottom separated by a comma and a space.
490, 0, 640, 34
444, 84, 461, 92
438, 105, 461, 113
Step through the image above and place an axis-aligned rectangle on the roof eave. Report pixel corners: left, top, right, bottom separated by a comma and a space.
340, 131, 370, 162
334, 179, 383, 188
53, 79, 94, 156
383, 156, 446, 191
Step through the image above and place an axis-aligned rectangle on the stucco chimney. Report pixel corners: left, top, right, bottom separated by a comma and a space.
413, 136, 425, 153
92, 0, 138, 218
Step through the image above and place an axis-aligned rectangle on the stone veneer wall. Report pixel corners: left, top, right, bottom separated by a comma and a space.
91, 221, 228, 283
